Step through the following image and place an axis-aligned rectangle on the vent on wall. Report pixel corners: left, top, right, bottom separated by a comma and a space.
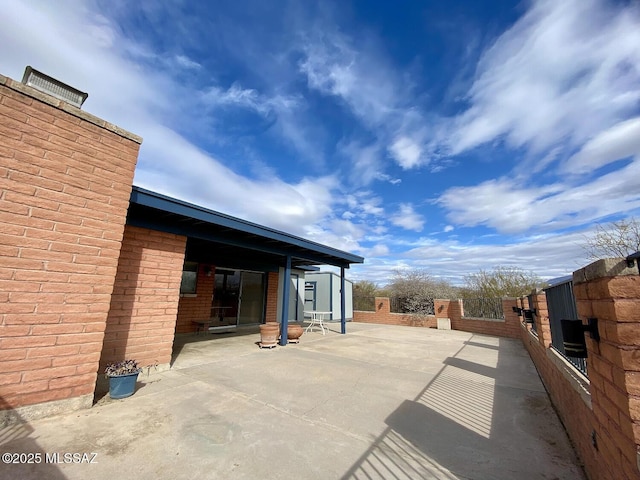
21, 66, 88, 108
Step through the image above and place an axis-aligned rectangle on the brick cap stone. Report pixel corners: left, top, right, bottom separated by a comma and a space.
0, 72, 143, 144
573, 257, 638, 284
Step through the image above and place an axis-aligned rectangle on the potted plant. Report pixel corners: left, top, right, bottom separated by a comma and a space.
105, 359, 141, 399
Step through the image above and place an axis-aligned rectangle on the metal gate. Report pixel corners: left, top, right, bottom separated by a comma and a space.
544, 276, 588, 376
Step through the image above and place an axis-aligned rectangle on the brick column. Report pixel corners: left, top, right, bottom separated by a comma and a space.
375, 297, 390, 315
530, 289, 551, 348
434, 299, 450, 319
265, 272, 279, 323
501, 298, 521, 338
100, 226, 186, 370
573, 258, 640, 480
0, 74, 141, 420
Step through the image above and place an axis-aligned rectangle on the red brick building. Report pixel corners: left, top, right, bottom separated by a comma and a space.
0, 70, 363, 423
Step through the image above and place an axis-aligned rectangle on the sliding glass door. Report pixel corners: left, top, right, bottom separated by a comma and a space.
238, 272, 265, 325
213, 269, 265, 326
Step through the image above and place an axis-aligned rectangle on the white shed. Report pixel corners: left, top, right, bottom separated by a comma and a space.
303, 271, 354, 321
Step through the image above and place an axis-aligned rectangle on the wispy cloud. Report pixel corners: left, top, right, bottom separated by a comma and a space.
439, 158, 640, 234
3, 0, 639, 286
446, 0, 640, 156
562, 117, 640, 175
0, 0, 364, 244
390, 204, 425, 232
297, 24, 436, 176
434, 0, 640, 234
351, 228, 592, 286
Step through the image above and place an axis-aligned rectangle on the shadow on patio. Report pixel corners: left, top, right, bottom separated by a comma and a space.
341, 334, 585, 480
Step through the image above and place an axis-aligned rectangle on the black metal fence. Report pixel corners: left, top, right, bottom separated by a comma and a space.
389, 296, 435, 315
545, 278, 588, 377
353, 295, 375, 312
461, 298, 504, 319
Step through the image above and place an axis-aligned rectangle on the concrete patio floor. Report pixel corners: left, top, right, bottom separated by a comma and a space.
1, 322, 585, 480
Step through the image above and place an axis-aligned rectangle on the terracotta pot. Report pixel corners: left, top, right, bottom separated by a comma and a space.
287, 323, 304, 343
260, 323, 279, 347
266, 321, 280, 339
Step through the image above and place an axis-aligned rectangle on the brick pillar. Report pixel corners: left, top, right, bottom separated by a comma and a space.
265, 272, 279, 323
0, 73, 141, 420
375, 297, 390, 315
450, 299, 463, 322
501, 298, 521, 338
573, 258, 640, 480
434, 299, 451, 330
530, 289, 551, 348
434, 299, 450, 319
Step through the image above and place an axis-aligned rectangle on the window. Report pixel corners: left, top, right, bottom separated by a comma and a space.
180, 261, 198, 294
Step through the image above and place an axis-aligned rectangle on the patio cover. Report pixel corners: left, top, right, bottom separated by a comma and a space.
126, 187, 364, 342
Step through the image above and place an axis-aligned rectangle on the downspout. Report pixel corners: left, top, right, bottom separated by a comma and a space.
340, 266, 346, 335
280, 255, 291, 346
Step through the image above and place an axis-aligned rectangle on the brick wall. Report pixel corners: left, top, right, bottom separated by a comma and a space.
522, 259, 640, 480
175, 265, 215, 334
100, 225, 186, 371
354, 297, 519, 337
574, 260, 640, 480
353, 297, 437, 328
444, 298, 521, 339
265, 271, 279, 323
0, 74, 141, 413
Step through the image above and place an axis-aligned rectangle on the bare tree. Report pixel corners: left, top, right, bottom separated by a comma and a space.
463, 266, 545, 298
584, 217, 640, 260
353, 280, 379, 297
386, 269, 459, 315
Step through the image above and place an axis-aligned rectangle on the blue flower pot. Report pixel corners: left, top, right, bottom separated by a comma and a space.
108, 371, 140, 399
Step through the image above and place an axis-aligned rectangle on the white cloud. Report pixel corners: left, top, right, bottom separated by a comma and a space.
350, 228, 595, 286
298, 27, 438, 173
432, 0, 640, 234
446, 0, 640, 156
174, 54, 201, 70
438, 158, 640, 233
563, 117, 640, 174
299, 31, 398, 128
444, 225, 454, 233
390, 204, 425, 232
0, 0, 347, 244
367, 244, 390, 257
389, 136, 423, 169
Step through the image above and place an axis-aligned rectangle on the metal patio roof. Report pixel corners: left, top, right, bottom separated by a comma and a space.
126, 186, 364, 269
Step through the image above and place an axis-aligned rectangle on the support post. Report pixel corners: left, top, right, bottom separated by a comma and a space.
340, 267, 346, 334
279, 255, 291, 346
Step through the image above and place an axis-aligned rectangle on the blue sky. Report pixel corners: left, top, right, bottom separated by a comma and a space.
2, 0, 640, 285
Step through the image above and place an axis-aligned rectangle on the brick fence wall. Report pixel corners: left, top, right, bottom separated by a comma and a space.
439, 298, 521, 339
0, 74, 141, 417
521, 259, 640, 480
100, 225, 186, 371
353, 297, 436, 327
354, 297, 519, 338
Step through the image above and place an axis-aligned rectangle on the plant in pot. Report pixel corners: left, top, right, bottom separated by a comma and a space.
105, 359, 141, 399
